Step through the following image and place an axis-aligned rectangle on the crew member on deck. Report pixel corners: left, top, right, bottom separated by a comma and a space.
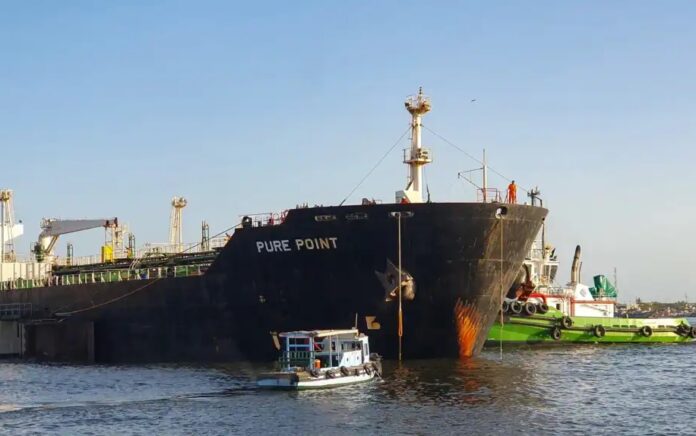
507, 180, 517, 204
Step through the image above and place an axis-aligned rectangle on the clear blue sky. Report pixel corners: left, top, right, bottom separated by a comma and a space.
2, 1, 695, 301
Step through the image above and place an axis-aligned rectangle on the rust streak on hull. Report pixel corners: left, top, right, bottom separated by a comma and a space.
454, 298, 482, 358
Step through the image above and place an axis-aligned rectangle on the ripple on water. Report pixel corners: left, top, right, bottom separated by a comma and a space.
0, 343, 695, 435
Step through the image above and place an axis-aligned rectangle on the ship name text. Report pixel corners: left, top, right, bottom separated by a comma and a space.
256, 237, 338, 253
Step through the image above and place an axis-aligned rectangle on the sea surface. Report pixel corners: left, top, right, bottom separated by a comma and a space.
1, 341, 695, 435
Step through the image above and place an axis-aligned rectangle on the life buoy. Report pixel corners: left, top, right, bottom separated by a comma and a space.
523, 302, 537, 316
550, 326, 561, 341
639, 325, 653, 337
537, 302, 549, 314
509, 301, 523, 315
340, 366, 350, 376
501, 301, 510, 313
560, 316, 573, 329
593, 325, 606, 338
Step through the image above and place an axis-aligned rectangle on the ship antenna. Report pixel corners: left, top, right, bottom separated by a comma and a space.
396, 87, 432, 204
482, 149, 488, 202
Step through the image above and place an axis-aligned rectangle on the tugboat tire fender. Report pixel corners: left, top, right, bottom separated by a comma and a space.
550, 327, 561, 341
639, 325, 653, 337
593, 325, 606, 338
537, 302, 549, 314
677, 324, 690, 336
363, 364, 372, 376
501, 301, 510, 313
325, 370, 336, 379
523, 302, 537, 316
560, 316, 573, 329
309, 368, 321, 378
340, 366, 350, 376
510, 301, 523, 315
689, 327, 696, 339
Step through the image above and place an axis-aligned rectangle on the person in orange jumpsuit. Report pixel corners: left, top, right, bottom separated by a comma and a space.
507, 180, 517, 204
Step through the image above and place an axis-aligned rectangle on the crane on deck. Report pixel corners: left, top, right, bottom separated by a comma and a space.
33, 218, 118, 262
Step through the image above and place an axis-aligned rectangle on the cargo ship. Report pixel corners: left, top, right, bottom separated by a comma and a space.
0, 89, 547, 362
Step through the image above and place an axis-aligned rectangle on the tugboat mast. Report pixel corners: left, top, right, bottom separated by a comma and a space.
397, 87, 432, 203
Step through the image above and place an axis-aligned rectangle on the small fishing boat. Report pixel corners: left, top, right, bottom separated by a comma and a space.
257, 328, 382, 390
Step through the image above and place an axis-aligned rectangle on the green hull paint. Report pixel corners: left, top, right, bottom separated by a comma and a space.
486, 309, 694, 345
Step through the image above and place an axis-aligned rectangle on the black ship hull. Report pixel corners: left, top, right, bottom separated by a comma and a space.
0, 202, 546, 362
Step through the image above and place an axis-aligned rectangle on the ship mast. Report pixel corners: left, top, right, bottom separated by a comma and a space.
169, 196, 187, 253
396, 87, 432, 203
0, 189, 22, 263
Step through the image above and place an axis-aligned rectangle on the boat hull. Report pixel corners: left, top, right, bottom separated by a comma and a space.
486, 311, 694, 344
257, 371, 376, 390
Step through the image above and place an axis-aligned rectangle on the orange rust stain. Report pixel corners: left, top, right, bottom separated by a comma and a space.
454, 298, 482, 358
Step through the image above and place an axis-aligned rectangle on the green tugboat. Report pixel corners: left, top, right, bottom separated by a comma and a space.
486, 242, 696, 345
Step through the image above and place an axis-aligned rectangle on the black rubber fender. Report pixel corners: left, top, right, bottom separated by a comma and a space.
639, 325, 653, 337
509, 301, 523, 315
523, 302, 537, 316
560, 316, 573, 329
689, 327, 696, 339
593, 325, 606, 338
363, 364, 372, 376
676, 324, 690, 336
501, 301, 510, 313
537, 302, 549, 314
325, 370, 336, 379
550, 326, 561, 341
309, 368, 321, 378
340, 366, 350, 376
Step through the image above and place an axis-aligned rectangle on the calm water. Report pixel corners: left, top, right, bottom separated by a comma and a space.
1, 343, 695, 435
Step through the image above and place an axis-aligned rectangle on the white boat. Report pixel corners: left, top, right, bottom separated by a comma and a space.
256, 328, 382, 390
